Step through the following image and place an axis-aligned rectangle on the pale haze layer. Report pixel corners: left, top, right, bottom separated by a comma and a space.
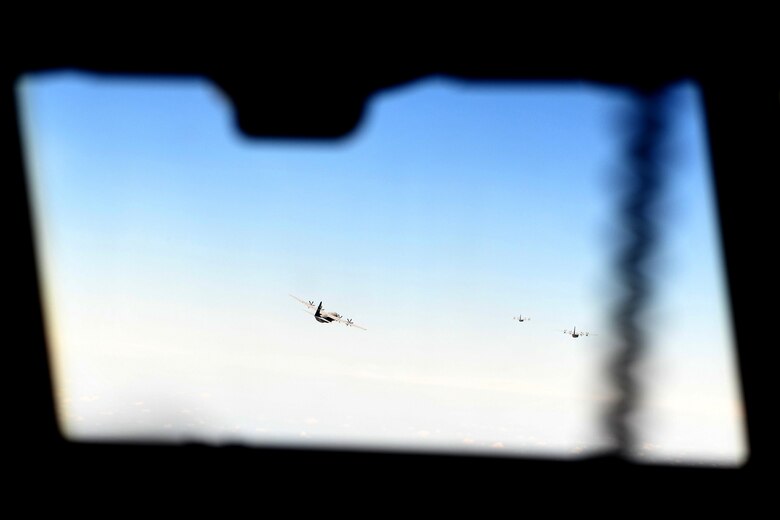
18, 72, 746, 465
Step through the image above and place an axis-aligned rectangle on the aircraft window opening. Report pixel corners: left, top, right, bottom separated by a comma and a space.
16, 73, 747, 467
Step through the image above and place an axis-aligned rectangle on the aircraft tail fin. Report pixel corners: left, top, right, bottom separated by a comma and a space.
315, 302, 323, 316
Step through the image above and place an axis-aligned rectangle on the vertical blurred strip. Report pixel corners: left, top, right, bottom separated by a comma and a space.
606, 85, 672, 458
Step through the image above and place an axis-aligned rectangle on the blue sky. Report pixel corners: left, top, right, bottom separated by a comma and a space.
17, 72, 745, 464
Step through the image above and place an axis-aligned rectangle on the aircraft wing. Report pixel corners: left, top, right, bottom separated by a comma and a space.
337, 317, 367, 331
289, 294, 316, 310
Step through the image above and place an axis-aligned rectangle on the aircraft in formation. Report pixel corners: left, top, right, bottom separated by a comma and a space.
289, 294, 367, 330
562, 326, 594, 338
515, 315, 595, 338
290, 295, 592, 337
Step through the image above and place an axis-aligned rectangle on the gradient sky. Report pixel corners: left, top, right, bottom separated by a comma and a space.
17, 72, 745, 465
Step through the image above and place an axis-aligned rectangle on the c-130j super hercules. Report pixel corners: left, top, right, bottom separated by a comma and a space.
290, 295, 367, 330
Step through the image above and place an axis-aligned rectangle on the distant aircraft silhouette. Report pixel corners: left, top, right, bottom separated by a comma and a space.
562, 326, 594, 338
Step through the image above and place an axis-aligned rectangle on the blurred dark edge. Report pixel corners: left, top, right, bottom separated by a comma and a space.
4, 26, 778, 500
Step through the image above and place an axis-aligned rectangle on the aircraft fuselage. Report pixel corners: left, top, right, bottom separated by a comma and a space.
314, 301, 341, 323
